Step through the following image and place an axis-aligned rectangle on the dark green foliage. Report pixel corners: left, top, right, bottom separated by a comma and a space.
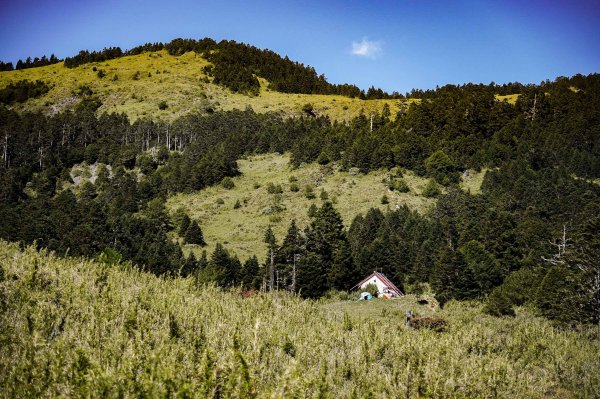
431, 248, 479, 307
222, 176, 235, 190
0, 80, 49, 104
388, 177, 409, 192
266, 182, 283, 194
184, 221, 205, 246
158, 101, 168, 110
380, 194, 389, 204
460, 240, 504, 294
304, 185, 316, 199
483, 287, 516, 317
64, 47, 123, 68
180, 253, 197, 277
536, 265, 579, 323
425, 150, 458, 185
11, 54, 60, 70
422, 180, 441, 198
233, 199, 241, 209
240, 255, 260, 289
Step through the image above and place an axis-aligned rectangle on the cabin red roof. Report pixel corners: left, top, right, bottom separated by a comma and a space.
352, 271, 404, 296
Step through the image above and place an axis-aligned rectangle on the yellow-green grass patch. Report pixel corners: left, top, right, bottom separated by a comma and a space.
167, 153, 436, 261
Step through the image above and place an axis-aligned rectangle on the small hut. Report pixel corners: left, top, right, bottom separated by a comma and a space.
352, 271, 403, 298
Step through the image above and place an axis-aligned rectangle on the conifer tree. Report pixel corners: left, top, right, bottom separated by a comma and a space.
184, 220, 205, 246
241, 255, 260, 289
179, 213, 191, 235
180, 253, 197, 277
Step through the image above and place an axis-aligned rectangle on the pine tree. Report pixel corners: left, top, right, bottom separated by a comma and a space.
184, 220, 205, 246
431, 248, 479, 307
179, 213, 191, 236
241, 255, 260, 289
181, 253, 197, 277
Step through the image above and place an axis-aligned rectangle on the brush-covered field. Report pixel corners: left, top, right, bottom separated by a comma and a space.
1, 241, 598, 398
167, 153, 445, 261
0, 50, 408, 122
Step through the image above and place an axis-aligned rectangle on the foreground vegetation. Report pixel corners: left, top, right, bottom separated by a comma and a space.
1, 241, 598, 398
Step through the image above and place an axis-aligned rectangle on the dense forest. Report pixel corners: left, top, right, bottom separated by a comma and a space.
0, 69, 599, 325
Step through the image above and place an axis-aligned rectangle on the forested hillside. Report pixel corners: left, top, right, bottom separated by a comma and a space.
0, 42, 599, 325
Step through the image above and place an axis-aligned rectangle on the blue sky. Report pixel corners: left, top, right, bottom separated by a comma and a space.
1, 0, 599, 93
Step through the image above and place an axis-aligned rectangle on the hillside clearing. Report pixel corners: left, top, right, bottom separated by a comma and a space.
167, 153, 438, 261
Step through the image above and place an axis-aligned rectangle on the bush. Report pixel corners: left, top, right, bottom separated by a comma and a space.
158, 101, 168, 110
422, 180, 441, 197
304, 185, 316, 199
409, 316, 448, 332
222, 177, 235, 190
320, 189, 329, 201
483, 287, 516, 317
381, 194, 389, 204
389, 178, 409, 193
233, 199, 241, 209
266, 182, 283, 194
289, 182, 300, 192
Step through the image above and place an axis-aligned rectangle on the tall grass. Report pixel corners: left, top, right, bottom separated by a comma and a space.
1, 241, 598, 398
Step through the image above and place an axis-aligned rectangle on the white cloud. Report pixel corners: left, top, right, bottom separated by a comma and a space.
351, 38, 382, 58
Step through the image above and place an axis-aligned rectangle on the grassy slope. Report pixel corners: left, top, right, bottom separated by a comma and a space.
167, 153, 439, 261
1, 241, 598, 398
0, 50, 409, 122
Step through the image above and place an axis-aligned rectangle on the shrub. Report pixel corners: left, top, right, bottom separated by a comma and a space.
266, 182, 283, 194
381, 194, 389, 204
483, 287, 516, 317
233, 200, 241, 209
320, 189, 329, 201
289, 182, 300, 192
389, 178, 409, 193
422, 180, 441, 197
158, 101, 168, 110
409, 316, 448, 332
363, 283, 379, 296
222, 177, 235, 190
304, 185, 316, 199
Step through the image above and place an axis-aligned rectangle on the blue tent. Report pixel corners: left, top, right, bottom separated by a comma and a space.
359, 292, 373, 300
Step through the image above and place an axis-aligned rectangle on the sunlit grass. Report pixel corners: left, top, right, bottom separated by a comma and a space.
0, 50, 412, 122
167, 153, 437, 261
1, 241, 598, 398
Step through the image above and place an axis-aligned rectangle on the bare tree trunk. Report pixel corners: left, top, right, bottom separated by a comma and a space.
269, 249, 274, 291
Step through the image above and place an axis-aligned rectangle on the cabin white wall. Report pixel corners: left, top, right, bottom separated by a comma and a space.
360, 277, 386, 294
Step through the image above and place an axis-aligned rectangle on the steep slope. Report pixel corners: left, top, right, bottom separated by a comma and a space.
0, 50, 407, 122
